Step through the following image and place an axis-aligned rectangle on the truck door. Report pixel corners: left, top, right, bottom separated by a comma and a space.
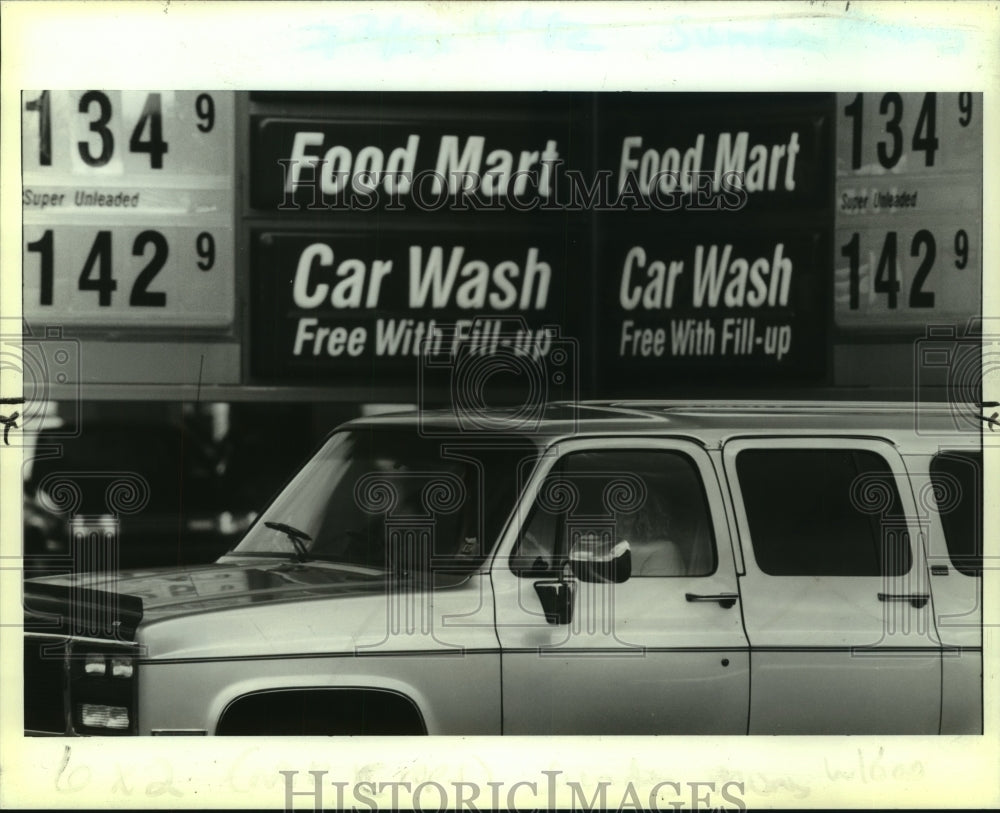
906, 448, 983, 734
491, 438, 750, 734
723, 437, 943, 734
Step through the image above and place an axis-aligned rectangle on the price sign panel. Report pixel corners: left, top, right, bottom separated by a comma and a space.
21, 90, 235, 328
834, 92, 981, 332
835, 224, 979, 323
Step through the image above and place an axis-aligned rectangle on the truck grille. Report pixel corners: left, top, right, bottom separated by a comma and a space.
24, 637, 69, 734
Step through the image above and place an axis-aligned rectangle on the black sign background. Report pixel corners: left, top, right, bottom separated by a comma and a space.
597, 93, 832, 214
246, 93, 835, 393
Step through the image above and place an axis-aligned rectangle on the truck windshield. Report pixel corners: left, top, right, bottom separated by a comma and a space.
228, 429, 541, 574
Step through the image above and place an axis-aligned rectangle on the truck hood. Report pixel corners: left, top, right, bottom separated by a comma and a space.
24, 558, 488, 661
24, 558, 392, 629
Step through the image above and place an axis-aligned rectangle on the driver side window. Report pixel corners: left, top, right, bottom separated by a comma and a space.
510, 449, 717, 578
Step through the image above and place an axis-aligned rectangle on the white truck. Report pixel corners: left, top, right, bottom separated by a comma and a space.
24, 401, 983, 735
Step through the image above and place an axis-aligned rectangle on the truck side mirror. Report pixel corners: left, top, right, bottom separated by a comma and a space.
533, 579, 575, 625
569, 538, 632, 584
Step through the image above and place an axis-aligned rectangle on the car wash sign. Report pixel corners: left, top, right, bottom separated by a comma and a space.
250, 228, 582, 381
600, 230, 826, 381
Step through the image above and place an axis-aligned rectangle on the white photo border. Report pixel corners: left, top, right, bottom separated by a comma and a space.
1, 1, 998, 809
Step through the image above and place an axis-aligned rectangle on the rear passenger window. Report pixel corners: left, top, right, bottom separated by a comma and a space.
930, 451, 982, 576
736, 449, 911, 577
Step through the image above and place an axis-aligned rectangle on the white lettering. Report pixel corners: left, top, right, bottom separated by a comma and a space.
618, 137, 643, 193
383, 135, 419, 194
293, 318, 318, 356
522, 248, 550, 309
713, 132, 749, 191
409, 246, 464, 307
692, 243, 793, 308
692, 244, 731, 307
408, 246, 551, 310
285, 132, 325, 192
293, 244, 333, 308
433, 136, 485, 194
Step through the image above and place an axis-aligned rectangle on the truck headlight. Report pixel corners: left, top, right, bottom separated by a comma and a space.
84, 653, 106, 676
78, 703, 130, 730
71, 648, 138, 734
110, 657, 133, 679
81, 654, 134, 678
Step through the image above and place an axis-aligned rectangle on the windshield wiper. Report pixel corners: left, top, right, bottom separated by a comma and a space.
264, 521, 312, 562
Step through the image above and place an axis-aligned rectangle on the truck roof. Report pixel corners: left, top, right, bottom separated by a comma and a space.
344, 400, 984, 450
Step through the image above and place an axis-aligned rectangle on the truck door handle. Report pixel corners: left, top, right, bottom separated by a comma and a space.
685, 592, 738, 609
877, 592, 930, 609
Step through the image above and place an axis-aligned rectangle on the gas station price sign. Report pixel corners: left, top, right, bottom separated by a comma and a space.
834, 92, 982, 332
21, 90, 236, 328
